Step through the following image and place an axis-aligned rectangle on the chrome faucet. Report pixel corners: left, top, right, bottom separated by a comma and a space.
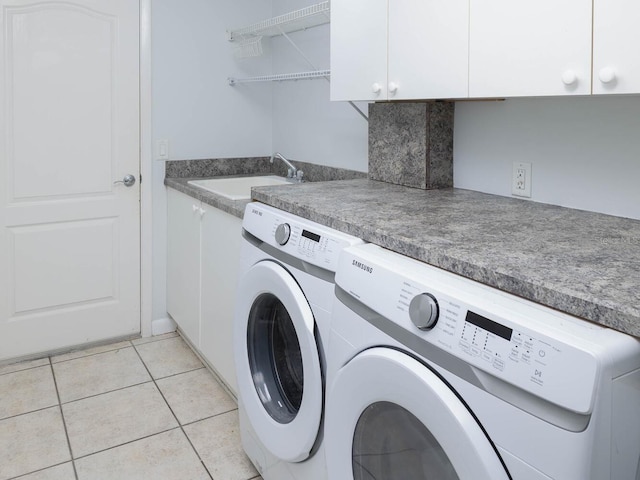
270, 152, 304, 182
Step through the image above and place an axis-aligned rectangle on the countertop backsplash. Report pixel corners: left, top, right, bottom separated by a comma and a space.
165, 157, 367, 183
164, 157, 366, 218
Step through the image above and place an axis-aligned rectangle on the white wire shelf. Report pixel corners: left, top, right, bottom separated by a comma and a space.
227, 1, 330, 41
228, 70, 330, 86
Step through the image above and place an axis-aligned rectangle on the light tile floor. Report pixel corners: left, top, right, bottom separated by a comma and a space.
0, 333, 262, 480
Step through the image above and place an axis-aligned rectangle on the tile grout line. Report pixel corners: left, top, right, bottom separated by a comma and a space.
59, 379, 155, 407
129, 332, 179, 347
131, 342, 216, 480
70, 426, 182, 462
48, 356, 80, 480
0, 361, 51, 378
0, 401, 60, 424
143, 364, 209, 383
179, 406, 239, 429
50, 342, 136, 366
0, 334, 177, 375
8, 461, 75, 480
47, 333, 178, 367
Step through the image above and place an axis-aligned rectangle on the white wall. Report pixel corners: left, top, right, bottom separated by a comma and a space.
454, 96, 640, 220
271, 0, 369, 171
152, 0, 273, 160
150, 0, 273, 322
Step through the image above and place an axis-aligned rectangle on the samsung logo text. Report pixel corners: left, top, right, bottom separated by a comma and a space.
352, 260, 373, 274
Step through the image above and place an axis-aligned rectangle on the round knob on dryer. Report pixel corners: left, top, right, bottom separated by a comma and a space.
275, 223, 291, 246
388, 82, 399, 95
409, 293, 439, 330
561, 70, 578, 86
598, 67, 617, 84
372, 83, 382, 94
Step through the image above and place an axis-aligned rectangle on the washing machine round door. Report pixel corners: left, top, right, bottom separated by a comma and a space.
235, 260, 322, 463
326, 348, 511, 480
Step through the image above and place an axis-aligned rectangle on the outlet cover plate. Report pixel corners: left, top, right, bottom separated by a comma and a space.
512, 162, 532, 198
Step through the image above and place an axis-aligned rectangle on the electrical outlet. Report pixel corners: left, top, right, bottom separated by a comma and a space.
512, 162, 532, 198
157, 139, 169, 161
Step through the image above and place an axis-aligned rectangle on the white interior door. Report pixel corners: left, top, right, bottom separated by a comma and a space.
0, 0, 140, 361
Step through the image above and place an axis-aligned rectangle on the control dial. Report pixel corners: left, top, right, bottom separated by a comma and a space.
275, 223, 291, 246
409, 293, 439, 330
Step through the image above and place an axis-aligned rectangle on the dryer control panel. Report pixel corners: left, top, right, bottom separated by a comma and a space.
334, 244, 640, 416
243, 202, 363, 272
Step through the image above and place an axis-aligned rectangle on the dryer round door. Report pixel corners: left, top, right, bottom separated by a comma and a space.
234, 260, 322, 463
325, 347, 511, 480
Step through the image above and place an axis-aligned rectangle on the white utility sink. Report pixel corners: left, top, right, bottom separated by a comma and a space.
188, 175, 293, 200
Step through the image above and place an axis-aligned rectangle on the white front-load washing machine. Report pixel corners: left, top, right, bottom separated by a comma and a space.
234, 202, 363, 480
326, 243, 640, 480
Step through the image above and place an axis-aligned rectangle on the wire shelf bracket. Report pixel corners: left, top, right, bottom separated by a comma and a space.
228, 70, 331, 86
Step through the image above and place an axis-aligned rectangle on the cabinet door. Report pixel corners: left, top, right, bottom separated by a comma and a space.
330, 0, 387, 101
469, 0, 592, 98
593, 0, 640, 94
167, 189, 201, 347
200, 204, 242, 395
388, 0, 469, 100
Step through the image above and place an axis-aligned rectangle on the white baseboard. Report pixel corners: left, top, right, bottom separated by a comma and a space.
151, 316, 177, 336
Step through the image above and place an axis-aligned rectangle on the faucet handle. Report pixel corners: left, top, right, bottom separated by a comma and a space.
296, 170, 304, 183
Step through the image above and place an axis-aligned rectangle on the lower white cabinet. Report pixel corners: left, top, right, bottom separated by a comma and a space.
167, 188, 242, 395
199, 203, 241, 395
167, 189, 201, 346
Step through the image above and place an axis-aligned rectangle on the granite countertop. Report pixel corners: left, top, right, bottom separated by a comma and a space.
250, 178, 640, 338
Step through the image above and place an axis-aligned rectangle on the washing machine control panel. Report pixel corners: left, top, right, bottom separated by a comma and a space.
243, 203, 363, 272
336, 244, 605, 415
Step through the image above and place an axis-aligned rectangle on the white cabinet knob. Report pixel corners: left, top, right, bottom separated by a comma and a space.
561, 70, 578, 86
192, 204, 199, 213
371, 83, 382, 94
199, 207, 206, 217
599, 67, 617, 84
388, 82, 399, 95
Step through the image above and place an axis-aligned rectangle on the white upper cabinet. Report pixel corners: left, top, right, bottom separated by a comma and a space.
593, 0, 640, 95
469, 0, 592, 98
330, 0, 469, 101
388, 0, 469, 100
330, 0, 387, 102
331, 0, 640, 100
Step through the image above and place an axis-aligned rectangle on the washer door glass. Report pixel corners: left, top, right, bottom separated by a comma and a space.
247, 292, 303, 424
353, 401, 458, 480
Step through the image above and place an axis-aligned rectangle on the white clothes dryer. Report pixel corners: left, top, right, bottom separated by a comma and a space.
234, 202, 363, 480
326, 243, 640, 480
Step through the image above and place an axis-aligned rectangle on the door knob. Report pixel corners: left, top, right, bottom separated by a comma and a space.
114, 174, 136, 187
